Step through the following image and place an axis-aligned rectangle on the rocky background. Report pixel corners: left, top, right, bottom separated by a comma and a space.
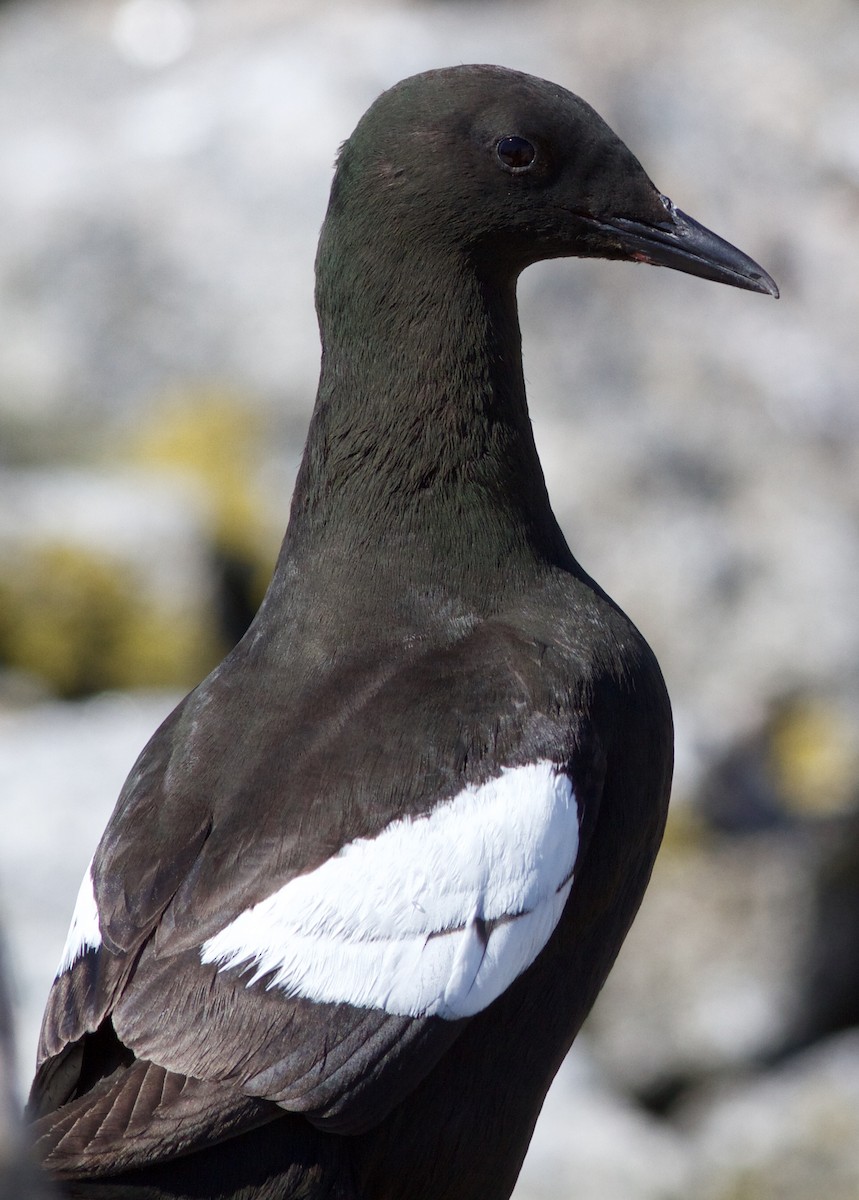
0, 0, 858, 1196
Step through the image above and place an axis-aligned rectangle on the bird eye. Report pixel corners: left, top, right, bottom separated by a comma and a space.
496, 136, 536, 173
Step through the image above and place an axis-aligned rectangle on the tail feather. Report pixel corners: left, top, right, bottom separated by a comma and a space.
31, 1058, 276, 1180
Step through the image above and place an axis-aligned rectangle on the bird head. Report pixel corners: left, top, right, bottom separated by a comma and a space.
326, 64, 778, 297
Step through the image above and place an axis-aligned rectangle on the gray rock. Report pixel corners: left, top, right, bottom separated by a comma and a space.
681, 1030, 859, 1200
0, 691, 178, 1084
513, 1048, 689, 1200
585, 835, 816, 1099
0, 918, 53, 1198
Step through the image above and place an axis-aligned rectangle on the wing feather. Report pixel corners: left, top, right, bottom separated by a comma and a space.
32, 618, 605, 1170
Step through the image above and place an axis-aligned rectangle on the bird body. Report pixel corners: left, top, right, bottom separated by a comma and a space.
29, 65, 776, 1200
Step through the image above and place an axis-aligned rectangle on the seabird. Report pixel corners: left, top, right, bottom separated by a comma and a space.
28, 65, 778, 1200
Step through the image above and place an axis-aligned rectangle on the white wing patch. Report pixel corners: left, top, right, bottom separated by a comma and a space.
57, 858, 102, 976
201, 760, 578, 1020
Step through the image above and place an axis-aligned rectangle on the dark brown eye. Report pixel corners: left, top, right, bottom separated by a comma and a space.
496, 135, 536, 173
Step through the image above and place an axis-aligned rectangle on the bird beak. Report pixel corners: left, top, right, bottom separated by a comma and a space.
600, 195, 779, 297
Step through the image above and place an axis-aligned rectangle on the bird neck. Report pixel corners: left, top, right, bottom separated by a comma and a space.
266, 228, 575, 623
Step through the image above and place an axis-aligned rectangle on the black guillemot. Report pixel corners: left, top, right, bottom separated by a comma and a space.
29, 65, 777, 1200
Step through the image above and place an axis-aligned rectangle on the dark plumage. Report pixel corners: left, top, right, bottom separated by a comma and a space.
28, 65, 777, 1200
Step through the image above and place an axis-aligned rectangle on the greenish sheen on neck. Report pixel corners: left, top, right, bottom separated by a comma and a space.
277, 206, 574, 605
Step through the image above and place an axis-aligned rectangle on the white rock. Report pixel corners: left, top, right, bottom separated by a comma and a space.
682, 1030, 859, 1200
585, 837, 814, 1095
0, 690, 178, 1084
0, 467, 214, 616
514, 1047, 689, 1200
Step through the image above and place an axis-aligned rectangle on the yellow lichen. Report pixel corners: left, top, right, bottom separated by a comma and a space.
0, 542, 220, 698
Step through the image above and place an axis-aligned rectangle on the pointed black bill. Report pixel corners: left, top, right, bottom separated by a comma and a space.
605, 195, 779, 297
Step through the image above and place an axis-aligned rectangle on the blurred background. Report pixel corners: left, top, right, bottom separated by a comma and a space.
0, 0, 857, 1196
